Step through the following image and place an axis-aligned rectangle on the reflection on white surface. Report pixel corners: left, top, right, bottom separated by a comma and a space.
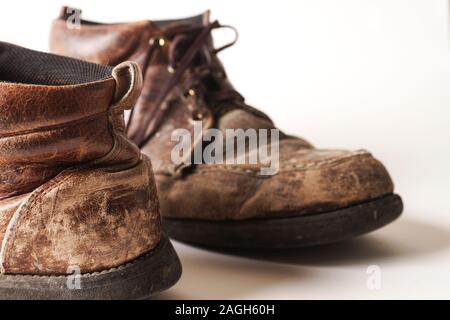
156, 213, 450, 299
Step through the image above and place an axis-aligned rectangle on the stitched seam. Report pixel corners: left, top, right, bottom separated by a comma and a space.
193, 152, 371, 177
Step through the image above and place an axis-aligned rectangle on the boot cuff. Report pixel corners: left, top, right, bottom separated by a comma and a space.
0, 42, 116, 136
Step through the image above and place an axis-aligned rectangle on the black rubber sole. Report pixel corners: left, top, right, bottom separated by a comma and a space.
163, 194, 403, 249
0, 235, 181, 300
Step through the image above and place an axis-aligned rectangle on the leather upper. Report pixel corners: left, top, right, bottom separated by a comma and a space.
0, 76, 116, 200
0, 42, 160, 275
50, 8, 396, 221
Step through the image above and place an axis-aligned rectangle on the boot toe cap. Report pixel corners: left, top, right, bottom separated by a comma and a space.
242, 148, 395, 218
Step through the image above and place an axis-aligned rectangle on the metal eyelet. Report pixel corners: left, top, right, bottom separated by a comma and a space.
192, 112, 203, 121
167, 65, 175, 74
149, 37, 166, 47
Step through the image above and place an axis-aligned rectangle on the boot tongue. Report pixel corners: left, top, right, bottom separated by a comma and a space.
150, 12, 277, 132
146, 12, 278, 137
202, 10, 211, 25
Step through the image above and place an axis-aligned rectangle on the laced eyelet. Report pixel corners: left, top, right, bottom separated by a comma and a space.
192, 112, 203, 121
167, 65, 175, 74
149, 37, 166, 47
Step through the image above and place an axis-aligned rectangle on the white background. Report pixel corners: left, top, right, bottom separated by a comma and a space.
1, 0, 449, 299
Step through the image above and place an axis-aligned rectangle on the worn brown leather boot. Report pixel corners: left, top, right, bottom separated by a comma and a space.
0, 42, 181, 299
50, 8, 403, 249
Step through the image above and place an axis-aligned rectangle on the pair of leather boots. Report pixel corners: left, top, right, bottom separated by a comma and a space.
0, 7, 403, 299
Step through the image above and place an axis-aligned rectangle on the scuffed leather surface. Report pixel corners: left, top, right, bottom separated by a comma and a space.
1, 156, 160, 275
0, 43, 161, 275
157, 148, 394, 220
0, 80, 115, 134
50, 10, 396, 221
0, 79, 116, 200
0, 195, 27, 245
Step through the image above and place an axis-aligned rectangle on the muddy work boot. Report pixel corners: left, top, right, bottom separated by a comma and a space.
0, 42, 181, 299
50, 8, 403, 249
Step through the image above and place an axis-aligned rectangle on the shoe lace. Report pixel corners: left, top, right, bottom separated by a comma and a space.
128, 21, 243, 148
